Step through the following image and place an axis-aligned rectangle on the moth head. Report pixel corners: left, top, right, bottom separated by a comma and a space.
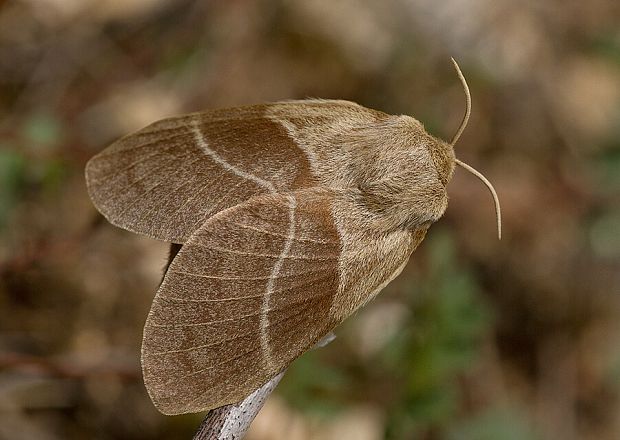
448, 58, 502, 239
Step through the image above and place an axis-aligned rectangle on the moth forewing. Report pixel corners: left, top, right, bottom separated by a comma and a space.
84, 100, 385, 244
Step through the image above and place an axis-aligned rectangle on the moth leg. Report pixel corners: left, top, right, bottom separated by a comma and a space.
315, 332, 336, 348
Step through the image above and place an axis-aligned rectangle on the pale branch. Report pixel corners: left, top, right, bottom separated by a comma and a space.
192, 371, 286, 440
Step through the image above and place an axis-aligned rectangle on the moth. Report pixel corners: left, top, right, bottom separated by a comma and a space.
85, 59, 500, 415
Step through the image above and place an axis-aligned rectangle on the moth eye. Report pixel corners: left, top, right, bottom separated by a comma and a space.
426, 141, 455, 187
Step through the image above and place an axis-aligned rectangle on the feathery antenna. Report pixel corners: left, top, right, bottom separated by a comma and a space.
450, 58, 471, 146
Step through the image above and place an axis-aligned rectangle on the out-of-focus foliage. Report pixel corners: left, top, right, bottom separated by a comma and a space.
1, 1, 619, 439
381, 231, 492, 438
0, 150, 26, 229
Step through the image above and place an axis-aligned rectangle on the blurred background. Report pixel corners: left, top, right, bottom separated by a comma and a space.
1, 0, 619, 439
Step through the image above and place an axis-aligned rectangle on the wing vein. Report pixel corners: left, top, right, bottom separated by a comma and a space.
114, 115, 275, 149
147, 296, 317, 356
188, 241, 336, 261
158, 295, 330, 382
162, 271, 335, 303
91, 143, 177, 182
229, 221, 336, 245
124, 155, 207, 226
148, 291, 329, 328
97, 129, 190, 158
183, 177, 251, 232
114, 180, 166, 219
105, 154, 203, 208
168, 266, 325, 281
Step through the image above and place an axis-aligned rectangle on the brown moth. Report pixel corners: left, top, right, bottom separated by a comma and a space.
85, 59, 501, 415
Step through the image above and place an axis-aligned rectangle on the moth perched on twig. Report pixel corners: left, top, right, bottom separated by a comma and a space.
85, 59, 500, 416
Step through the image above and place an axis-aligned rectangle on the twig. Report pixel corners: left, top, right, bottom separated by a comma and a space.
192, 371, 286, 440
